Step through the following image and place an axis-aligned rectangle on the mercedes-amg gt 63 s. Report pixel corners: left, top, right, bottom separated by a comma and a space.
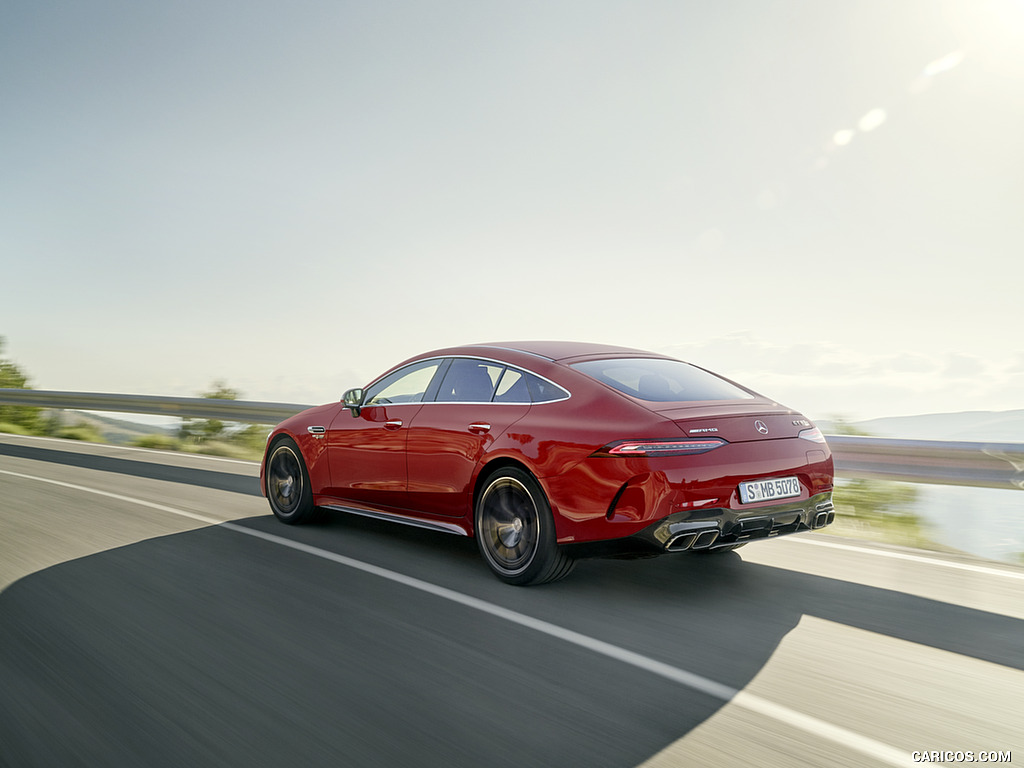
261, 341, 834, 585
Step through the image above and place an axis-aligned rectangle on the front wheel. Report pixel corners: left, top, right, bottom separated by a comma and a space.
474, 467, 574, 586
265, 437, 320, 524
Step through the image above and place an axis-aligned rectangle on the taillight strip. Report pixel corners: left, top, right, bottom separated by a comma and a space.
592, 438, 727, 458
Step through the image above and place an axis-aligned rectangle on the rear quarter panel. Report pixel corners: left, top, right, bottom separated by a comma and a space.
471, 364, 678, 536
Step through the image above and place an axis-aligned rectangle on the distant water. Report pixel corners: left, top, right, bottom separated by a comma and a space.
825, 413, 1024, 564
910, 484, 1024, 564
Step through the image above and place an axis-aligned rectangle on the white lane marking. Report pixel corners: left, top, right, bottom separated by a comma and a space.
2, 467, 913, 767
0, 432, 259, 466
793, 536, 1024, 581
0, 468, 224, 526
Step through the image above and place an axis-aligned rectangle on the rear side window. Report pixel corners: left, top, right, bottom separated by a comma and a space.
525, 373, 569, 403
571, 358, 754, 402
493, 368, 531, 403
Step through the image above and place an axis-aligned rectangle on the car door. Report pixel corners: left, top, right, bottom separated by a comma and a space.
325, 358, 445, 511
406, 359, 532, 518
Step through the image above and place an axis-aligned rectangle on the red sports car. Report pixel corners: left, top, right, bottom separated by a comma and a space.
261, 341, 834, 585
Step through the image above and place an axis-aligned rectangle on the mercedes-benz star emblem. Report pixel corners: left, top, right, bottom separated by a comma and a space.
754, 420, 769, 434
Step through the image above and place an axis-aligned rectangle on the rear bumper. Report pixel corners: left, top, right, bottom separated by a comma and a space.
648, 491, 834, 551
565, 492, 834, 558
543, 437, 834, 545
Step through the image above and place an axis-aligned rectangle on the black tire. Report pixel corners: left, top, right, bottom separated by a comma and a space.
265, 437, 319, 524
474, 467, 574, 586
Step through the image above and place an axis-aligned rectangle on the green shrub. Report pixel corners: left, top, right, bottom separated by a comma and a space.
231, 424, 272, 454
131, 434, 184, 451
188, 440, 262, 461
0, 336, 44, 434
0, 421, 34, 436
55, 425, 106, 443
830, 478, 940, 549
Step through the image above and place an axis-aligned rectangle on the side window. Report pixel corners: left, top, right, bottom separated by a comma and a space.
493, 368, 531, 403
365, 360, 442, 405
525, 373, 569, 403
435, 359, 502, 402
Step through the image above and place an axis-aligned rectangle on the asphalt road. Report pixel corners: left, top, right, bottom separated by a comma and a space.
1, 433, 1021, 768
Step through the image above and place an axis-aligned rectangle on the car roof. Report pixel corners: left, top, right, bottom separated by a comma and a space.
467, 340, 668, 362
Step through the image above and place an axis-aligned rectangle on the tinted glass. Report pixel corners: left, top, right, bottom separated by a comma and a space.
525, 373, 569, 403
571, 358, 754, 402
435, 359, 502, 402
493, 368, 531, 403
365, 360, 442, 405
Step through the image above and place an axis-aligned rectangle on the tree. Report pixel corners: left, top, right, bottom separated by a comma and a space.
0, 336, 43, 433
179, 380, 240, 443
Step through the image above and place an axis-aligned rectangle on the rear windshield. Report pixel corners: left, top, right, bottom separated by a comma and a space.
571, 358, 755, 403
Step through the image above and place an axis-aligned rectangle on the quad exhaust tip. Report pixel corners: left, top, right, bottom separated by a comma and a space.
693, 530, 719, 549
666, 529, 720, 552
667, 501, 834, 550
813, 500, 835, 529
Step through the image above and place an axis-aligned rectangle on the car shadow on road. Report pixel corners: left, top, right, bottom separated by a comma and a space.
1, 512, 1021, 768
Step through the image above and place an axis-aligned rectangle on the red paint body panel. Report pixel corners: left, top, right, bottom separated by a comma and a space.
325, 402, 422, 509
406, 402, 531, 517
261, 342, 835, 551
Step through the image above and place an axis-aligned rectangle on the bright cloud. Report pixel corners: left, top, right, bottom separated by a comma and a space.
657, 334, 1024, 421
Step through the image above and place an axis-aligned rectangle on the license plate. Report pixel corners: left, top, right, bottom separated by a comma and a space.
739, 476, 801, 504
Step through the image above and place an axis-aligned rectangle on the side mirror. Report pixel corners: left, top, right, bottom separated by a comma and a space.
342, 387, 365, 417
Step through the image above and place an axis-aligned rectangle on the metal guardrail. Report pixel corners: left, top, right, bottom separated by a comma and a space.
827, 435, 1024, 491
0, 389, 308, 424
1, 389, 1022, 490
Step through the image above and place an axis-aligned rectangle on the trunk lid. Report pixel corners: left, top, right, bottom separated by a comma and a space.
660, 400, 811, 443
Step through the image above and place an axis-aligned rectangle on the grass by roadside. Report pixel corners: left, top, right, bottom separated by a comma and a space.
0, 422, 33, 436
130, 433, 266, 462
0, 418, 269, 462
0, 419, 107, 443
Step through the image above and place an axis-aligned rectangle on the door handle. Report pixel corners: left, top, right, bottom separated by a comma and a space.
468, 422, 491, 434
384, 419, 404, 430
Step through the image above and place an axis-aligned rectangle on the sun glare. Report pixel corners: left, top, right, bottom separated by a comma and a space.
857, 108, 888, 133
922, 50, 966, 77
832, 129, 855, 147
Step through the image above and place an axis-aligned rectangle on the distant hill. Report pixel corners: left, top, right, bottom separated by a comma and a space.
53, 411, 176, 445
822, 410, 1024, 443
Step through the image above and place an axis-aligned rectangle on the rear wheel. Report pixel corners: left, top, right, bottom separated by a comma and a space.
474, 467, 574, 586
265, 437, 319, 524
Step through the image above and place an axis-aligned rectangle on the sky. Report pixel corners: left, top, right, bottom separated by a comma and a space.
1, 0, 1022, 422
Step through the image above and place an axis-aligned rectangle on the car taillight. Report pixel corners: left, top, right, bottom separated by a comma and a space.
798, 427, 827, 444
592, 438, 727, 458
